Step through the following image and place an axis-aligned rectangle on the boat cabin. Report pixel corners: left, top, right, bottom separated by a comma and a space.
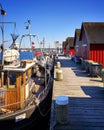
0, 60, 35, 111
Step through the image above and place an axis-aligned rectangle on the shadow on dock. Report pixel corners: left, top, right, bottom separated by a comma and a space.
52, 85, 104, 130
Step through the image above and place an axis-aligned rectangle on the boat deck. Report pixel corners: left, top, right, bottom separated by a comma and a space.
50, 55, 104, 130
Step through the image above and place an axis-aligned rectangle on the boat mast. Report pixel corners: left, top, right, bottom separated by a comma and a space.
0, 3, 6, 87
43, 37, 45, 52
25, 20, 43, 56
0, 3, 6, 69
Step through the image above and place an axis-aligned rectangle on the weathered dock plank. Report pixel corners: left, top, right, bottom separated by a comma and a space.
50, 55, 104, 130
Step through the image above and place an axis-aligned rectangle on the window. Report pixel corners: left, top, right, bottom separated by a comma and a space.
10, 73, 16, 86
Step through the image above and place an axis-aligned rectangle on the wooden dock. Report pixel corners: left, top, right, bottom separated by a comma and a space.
50, 55, 104, 130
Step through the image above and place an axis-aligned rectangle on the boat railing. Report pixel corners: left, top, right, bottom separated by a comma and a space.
37, 86, 49, 101
0, 87, 48, 111
0, 80, 50, 115
0, 92, 35, 115
37, 75, 51, 100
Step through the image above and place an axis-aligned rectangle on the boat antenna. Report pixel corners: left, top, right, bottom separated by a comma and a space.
25, 20, 42, 52
25, 19, 32, 47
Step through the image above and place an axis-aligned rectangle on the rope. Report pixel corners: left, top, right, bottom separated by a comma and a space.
37, 104, 51, 117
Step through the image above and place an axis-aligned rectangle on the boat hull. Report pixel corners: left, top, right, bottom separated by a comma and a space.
0, 79, 53, 130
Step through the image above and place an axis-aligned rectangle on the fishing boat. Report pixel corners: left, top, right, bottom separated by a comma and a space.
0, 6, 54, 130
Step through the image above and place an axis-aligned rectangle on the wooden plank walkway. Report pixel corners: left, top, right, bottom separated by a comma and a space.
50, 55, 104, 130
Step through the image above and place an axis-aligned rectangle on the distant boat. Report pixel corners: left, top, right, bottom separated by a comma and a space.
0, 19, 54, 129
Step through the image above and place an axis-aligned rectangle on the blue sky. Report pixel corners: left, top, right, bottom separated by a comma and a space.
0, 0, 104, 48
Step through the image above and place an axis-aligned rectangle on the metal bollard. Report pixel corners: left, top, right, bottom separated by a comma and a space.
55, 95, 69, 124
56, 69, 63, 81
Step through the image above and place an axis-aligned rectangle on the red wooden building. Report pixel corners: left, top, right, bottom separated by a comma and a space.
79, 22, 104, 68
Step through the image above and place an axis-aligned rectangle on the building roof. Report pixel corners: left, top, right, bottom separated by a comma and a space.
74, 29, 81, 45
81, 22, 104, 44
62, 41, 67, 48
66, 37, 74, 47
76, 29, 81, 38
